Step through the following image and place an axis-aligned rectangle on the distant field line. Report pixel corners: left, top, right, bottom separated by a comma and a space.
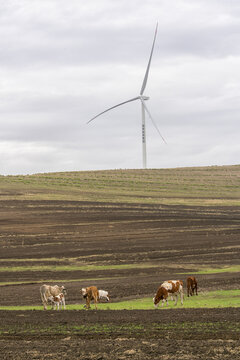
0, 251, 178, 263
0, 263, 160, 272
0, 277, 124, 287
1, 264, 240, 274
0, 257, 66, 262
1, 245, 239, 263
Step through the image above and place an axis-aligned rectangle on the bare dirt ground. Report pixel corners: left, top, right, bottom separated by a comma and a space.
0, 199, 240, 359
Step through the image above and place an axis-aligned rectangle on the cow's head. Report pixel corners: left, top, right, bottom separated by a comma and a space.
81, 288, 87, 298
153, 286, 167, 308
53, 295, 61, 302
61, 286, 67, 295
153, 296, 160, 308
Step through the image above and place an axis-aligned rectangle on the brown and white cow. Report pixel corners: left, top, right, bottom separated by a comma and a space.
81, 286, 99, 310
153, 280, 184, 307
48, 293, 65, 310
40, 284, 67, 310
187, 276, 198, 297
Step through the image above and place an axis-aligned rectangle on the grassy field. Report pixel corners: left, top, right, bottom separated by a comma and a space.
0, 290, 239, 311
0, 165, 240, 205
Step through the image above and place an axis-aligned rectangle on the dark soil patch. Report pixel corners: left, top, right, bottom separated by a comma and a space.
0, 200, 240, 359
0, 309, 240, 359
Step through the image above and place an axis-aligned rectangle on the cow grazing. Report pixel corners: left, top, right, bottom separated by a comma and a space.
40, 284, 67, 310
98, 290, 110, 302
81, 286, 99, 310
153, 280, 184, 307
48, 293, 65, 310
187, 276, 198, 297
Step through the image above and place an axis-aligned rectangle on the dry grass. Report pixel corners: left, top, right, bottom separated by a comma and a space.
0, 165, 239, 206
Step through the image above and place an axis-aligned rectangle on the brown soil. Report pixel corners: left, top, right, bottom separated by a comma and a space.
0, 200, 240, 359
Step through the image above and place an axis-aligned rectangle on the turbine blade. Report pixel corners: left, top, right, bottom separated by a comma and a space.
140, 23, 158, 95
87, 97, 140, 124
141, 99, 167, 143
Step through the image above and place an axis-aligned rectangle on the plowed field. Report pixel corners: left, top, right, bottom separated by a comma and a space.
0, 195, 240, 359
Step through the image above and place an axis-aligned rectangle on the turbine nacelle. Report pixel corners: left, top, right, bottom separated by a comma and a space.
140, 95, 150, 101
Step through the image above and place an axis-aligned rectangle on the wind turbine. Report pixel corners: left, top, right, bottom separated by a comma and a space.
88, 23, 166, 169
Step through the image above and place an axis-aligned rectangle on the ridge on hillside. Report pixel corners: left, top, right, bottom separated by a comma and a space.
0, 165, 239, 206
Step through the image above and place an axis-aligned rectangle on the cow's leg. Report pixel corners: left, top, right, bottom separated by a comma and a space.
41, 294, 48, 310
180, 291, 184, 305
162, 295, 168, 307
86, 297, 90, 309
59, 298, 64, 310
174, 294, 178, 305
94, 297, 98, 310
161, 299, 165, 307
49, 298, 55, 310
62, 297, 66, 310
194, 285, 198, 296
42, 299, 48, 310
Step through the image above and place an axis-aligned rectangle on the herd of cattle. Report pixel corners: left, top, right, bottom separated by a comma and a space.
39, 276, 198, 310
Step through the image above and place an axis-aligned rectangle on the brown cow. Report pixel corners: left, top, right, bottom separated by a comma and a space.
153, 280, 184, 307
187, 276, 198, 297
81, 286, 99, 310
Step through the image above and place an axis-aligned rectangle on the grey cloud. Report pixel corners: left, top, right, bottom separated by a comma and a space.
0, 0, 239, 174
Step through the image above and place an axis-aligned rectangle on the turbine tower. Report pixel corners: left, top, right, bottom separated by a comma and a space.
88, 23, 166, 169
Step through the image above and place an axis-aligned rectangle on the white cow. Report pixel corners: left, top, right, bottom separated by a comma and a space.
48, 293, 66, 310
40, 284, 67, 310
98, 290, 109, 302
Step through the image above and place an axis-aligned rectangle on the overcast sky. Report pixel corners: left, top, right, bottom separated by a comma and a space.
1, 0, 240, 175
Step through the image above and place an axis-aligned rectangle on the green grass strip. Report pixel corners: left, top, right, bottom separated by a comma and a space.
0, 290, 239, 311
192, 265, 240, 274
